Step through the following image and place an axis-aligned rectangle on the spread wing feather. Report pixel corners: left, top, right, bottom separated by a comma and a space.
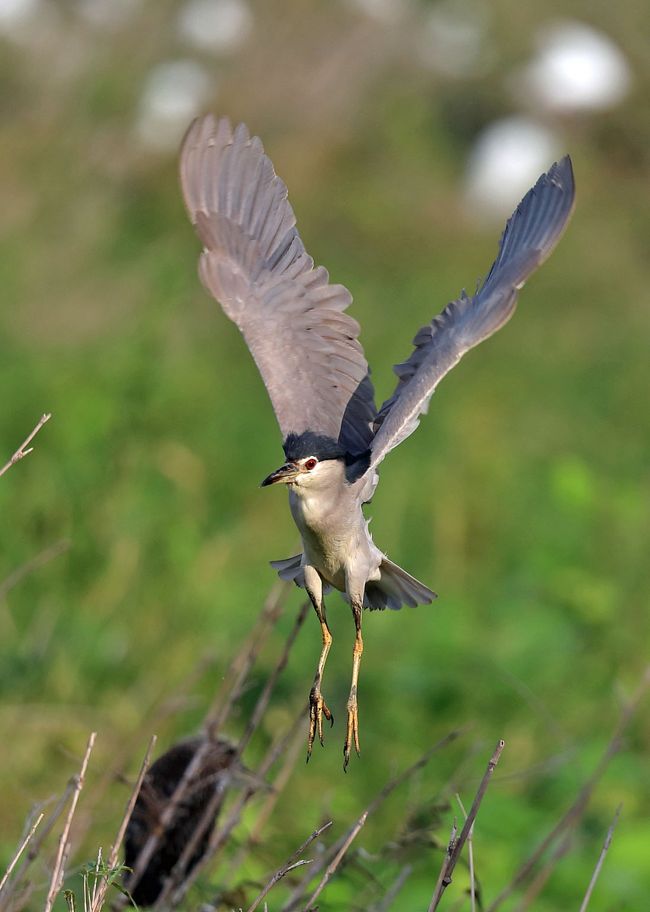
180, 115, 376, 453
369, 156, 575, 469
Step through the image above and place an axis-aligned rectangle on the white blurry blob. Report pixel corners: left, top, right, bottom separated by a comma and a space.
417, 0, 492, 79
464, 117, 561, 220
177, 0, 252, 54
136, 60, 213, 152
0, 0, 69, 60
0, 0, 45, 38
345, 0, 408, 26
523, 21, 631, 113
77, 0, 142, 29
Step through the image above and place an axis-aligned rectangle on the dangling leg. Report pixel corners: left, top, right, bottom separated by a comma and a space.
304, 566, 334, 761
343, 587, 364, 771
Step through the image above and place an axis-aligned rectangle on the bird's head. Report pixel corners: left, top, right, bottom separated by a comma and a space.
261, 454, 342, 490
261, 431, 354, 491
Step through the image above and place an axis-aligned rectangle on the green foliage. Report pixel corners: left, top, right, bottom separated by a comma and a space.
1, 1, 650, 908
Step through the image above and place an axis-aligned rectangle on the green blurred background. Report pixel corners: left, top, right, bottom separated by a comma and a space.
1, 0, 650, 908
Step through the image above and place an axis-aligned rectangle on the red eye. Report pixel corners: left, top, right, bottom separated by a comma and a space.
304, 458, 318, 471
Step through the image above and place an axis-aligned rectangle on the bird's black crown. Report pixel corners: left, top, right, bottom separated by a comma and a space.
283, 431, 345, 462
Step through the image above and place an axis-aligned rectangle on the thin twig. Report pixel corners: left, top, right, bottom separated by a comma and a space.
304, 811, 369, 911
0, 539, 71, 603
282, 730, 463, 912
487, 667, 650, 912
217, 720, 305, 900
430, 818, 458, 911
372, 864, 413, 912
237, 600, 310, 755
246, 821, 332, 912
428, 739, 505, 912
238, 718, 305, 850
513, 830, 573, 911
456, 794, 476, 912
89, 736, 157, 912
206, 581, 289, 736
114, 586, 291, 907
44, 732, 97, 912
0, 814, 44, 897
154, 603, 309, 908
0, 414, 51, 479
578, 804, 622, 912
2, 784, 77, 912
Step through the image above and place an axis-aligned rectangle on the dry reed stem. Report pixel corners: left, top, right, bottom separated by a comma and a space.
0, 539, 70, 603
0, 814, 44, 899
303, 811, 369, 911
282, 729, 462, 912
164, 706, 307, 909
118, 584, 291, 906
0, 414, 51, 479
206, 581, 289, 736
2, 783, 78, 912
44, 732, 97, 912
89, 736, 157, 912
513, 831, 573, 912
372, 863, 413, 912
212, 689, 307, 892
428, 739, 505, 912
487, 666, 650, 911
88, 653, 217, 833
151, 605, 309, 908
455, 794, 476, 912
245, 822, 332, 912
578, 804, 622, 912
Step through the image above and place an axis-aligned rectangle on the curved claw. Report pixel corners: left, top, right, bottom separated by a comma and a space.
307, 688, 334, 761
343, 695, 360, 772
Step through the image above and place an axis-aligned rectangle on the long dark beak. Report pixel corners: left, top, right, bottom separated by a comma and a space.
260, 462, 299, 487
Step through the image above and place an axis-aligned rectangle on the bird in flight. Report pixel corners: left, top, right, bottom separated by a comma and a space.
180, 115, 575, 769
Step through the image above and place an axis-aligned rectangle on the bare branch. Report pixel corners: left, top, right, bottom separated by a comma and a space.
514, 830, 573, 911
428, 739, 505, 911
282, 730, 463, 912
246, 822, 332, 912
159, 601, 310, 909
2, 783, 78, 912
89, 736, 157, 912
0, 414, 51, 479
487, 668, 650, 912
0, 813, 44, 898
44, 732, 97, 912
0, 539, 70, 603
304, 811, 369, 911
372, 864, 413, 912
206, 581, 289, 736
456, 794, 476, 912
579, 804, 622, 912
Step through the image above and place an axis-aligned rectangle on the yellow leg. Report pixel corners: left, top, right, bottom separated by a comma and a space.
307, 615, 333, 760
343, 600, 363, 771
305, 568, 334, 761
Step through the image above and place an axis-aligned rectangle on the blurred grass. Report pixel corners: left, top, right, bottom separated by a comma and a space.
1, 0, 650, 908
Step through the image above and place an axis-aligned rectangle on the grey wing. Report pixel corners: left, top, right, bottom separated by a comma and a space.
369, 156, 576, 470
180, 115, 376, 455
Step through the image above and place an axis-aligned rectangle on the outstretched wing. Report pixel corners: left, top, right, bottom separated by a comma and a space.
180, 115, 376, 455
369, 156, 575, 470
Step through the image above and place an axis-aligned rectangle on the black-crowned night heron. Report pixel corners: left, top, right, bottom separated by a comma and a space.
180, 116, 575, 769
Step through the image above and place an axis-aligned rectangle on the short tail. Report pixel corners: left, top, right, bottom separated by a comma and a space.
270, 553, 435, 611
270, 554, 305, 587
364, 557, 436, 611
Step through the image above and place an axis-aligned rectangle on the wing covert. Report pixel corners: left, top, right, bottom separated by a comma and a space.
180, 115, 376, 455
370, 156, 576, 469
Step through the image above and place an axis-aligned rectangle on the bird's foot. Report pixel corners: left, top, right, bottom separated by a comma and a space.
307, 686, 333, 761
343, 689, 361, 772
